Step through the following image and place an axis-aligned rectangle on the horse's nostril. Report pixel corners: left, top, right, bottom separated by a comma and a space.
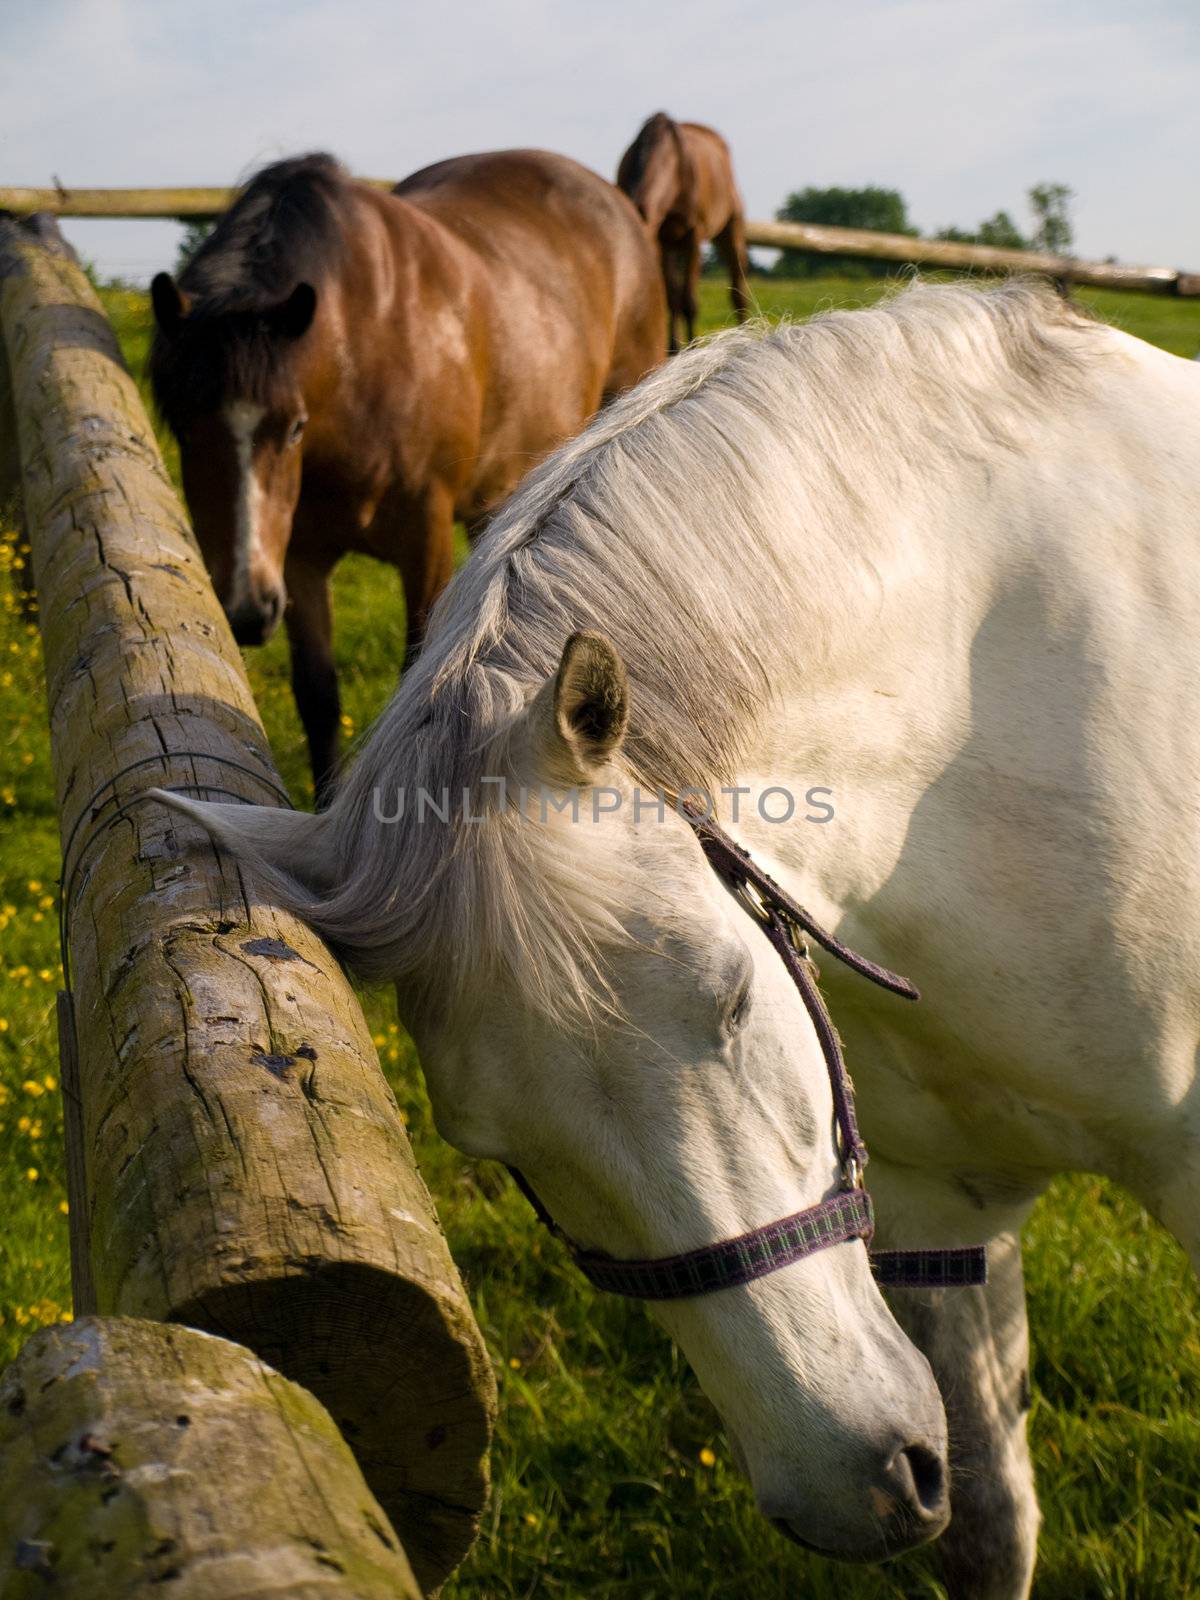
891, 1443, 947, 1520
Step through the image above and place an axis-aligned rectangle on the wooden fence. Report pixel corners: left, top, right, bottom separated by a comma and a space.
1, 1319, 423, 1598
2, 181, 1197, 296
0, 213, 496, 1596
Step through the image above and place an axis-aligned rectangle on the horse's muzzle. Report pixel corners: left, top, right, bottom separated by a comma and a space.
226, 589, 283, 647
768, 1439, 950, 1562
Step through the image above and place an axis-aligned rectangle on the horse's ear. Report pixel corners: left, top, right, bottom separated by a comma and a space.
526, 632, 629, 784
150, 272, 190, 335
270, 282, 317, 340
148, 790, 338, 899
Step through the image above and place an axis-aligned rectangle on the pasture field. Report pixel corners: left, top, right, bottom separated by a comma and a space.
2, 274, 1199, 1598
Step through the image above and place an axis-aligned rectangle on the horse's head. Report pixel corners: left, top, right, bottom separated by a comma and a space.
149, 273, 317, 646
154, 631, 949, 1562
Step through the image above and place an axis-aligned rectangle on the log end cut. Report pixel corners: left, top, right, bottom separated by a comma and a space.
175, 1261, 495, 1592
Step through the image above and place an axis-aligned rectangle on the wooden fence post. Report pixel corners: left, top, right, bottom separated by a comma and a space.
0, 216, 495, 1594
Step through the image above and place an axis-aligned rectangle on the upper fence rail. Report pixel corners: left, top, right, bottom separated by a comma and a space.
2, 182, 1197, 297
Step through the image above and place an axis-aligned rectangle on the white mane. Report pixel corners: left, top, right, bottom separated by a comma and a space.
249, 281, 1098, 1019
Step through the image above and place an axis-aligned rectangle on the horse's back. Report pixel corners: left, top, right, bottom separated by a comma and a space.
394, 149, 657, 317
380, 150, 663, 512
394, 149, 664, 415
395, 148, 633, 233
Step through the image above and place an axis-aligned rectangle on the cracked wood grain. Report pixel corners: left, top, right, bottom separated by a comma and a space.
0, 219, 495, 1594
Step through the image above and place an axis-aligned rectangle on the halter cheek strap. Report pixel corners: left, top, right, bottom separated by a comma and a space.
510, 809, 987, 1299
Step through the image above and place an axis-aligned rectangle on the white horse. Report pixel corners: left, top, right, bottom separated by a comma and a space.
157, 282, 1200, 1597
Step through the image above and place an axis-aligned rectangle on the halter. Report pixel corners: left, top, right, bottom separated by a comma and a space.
510, 807, 987, 1299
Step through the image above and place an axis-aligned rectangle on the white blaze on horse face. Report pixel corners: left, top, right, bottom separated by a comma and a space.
223, 401, 266, 614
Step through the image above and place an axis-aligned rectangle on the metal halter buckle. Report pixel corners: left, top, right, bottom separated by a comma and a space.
732, 877, 772, 926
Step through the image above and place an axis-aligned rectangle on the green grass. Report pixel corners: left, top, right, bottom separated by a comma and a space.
2, 274, 1199, 1598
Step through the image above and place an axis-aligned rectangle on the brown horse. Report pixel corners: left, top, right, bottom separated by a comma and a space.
150, 151, 664, 799
617, 113, 750, 352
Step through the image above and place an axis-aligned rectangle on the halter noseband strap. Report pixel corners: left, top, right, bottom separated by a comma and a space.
510, 808, 987, 1300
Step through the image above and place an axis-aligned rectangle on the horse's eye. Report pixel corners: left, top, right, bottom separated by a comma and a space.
287, 415, 307, 447
725, 980, 752, 1034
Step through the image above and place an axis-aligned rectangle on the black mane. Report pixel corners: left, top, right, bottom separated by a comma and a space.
150, 152, 350, 428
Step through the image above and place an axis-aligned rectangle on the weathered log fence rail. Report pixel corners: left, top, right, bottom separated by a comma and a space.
0, 213, 496, 1595
1, 1319, 423, 1598
2, 181, 1198, 296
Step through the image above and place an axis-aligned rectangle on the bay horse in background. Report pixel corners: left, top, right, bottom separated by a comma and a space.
617, 113, 749, 351
150, 151, 664, 800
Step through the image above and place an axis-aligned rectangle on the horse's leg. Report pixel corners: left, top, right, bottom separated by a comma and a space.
682, 233, 701, 346
870, 1165, 1040, 1600
396, 484, 456, 669
1127, 1118, 1200, 1276
283, 554, 341, 807
661, 241, 683, 355
714, 213, 750, 323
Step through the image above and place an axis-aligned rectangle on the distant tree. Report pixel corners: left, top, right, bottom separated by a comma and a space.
934, 210, 1027, 250
174, 218, 215, 274
977, 210, 1027, 250
1027, 183, 1073, 255
773, 185, 917, 277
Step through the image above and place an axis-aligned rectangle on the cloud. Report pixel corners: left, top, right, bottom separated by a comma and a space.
4, 0, 1198, 279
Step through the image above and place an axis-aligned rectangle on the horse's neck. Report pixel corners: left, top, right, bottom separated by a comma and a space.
717, 481, 1019, 916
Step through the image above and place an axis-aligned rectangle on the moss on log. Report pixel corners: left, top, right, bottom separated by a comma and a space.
0, 219, 495, 1593
0, 1317, 421, 1599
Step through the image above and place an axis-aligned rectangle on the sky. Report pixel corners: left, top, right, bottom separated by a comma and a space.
3, 0, 1199, 284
